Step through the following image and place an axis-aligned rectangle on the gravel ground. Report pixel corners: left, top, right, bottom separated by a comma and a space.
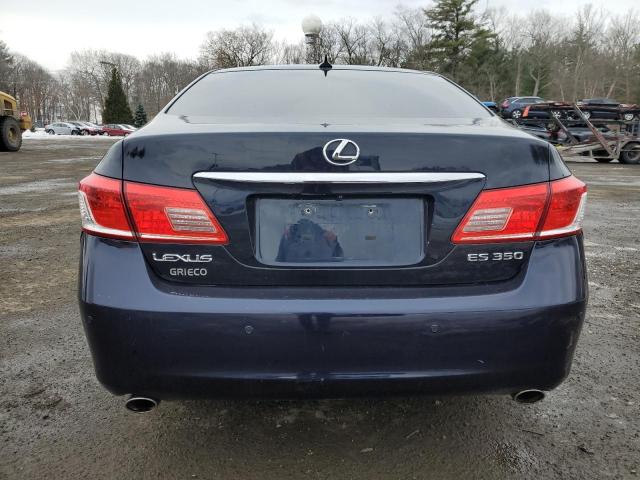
1, 137, 638, 479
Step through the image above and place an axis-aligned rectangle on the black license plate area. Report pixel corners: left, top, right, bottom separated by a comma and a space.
255, 198, 425, 267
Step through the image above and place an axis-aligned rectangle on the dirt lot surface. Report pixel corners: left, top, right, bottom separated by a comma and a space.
1, 137, 639, 479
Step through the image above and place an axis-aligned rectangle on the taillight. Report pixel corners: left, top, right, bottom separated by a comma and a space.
78, 173, 134, 240
501, 101, 509, 108
78, 173, 228, 244
452, 176, 586, 244
538, 176, 587, 239
124, 182, 228, 244
452, 183, 548, 243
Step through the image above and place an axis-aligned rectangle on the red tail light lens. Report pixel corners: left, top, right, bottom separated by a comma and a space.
78, 173, 228, 244
452, 183, 548, 243
452, 176, 587, 244
538, 176, 587, 239
78, 173, 134, 240
124, 182, 228, 244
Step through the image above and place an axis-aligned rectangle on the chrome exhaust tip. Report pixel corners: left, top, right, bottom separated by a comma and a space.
125, 395, 159, 413
512, 389, 546, 404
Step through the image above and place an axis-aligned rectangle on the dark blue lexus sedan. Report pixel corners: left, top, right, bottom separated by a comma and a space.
78, 65, 587, 412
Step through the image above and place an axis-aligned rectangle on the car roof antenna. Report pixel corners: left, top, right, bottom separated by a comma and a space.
319, 55, 332, 76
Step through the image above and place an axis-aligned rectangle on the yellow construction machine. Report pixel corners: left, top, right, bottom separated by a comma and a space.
0, 91, 32, 151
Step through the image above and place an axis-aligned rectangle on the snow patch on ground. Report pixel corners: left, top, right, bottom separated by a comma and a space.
0, 178, 77, 195
47, 157, 103, 164
23, 128, 125, 139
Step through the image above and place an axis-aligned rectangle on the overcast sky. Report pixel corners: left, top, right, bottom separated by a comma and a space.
1, 0, 637, 71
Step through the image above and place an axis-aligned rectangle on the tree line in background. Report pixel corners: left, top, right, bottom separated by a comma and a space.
1, 0, 639, 126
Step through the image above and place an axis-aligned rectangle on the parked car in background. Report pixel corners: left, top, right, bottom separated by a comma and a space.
78, 65, 588, 412
481, 101, 499, 113
101, 124, 136, 136
70, 121, 104, 135
524, 99, 640, 124
518, 124, 552, 141
45, 122, 82, 135
577, 98, 637, 122
82, 121, 106, 135
557, 126, 611, 143
500, 96, 547, 119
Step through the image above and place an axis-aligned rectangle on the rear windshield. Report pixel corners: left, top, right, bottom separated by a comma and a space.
167, 68, 490, 121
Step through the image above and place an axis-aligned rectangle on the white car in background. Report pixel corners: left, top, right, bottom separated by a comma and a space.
45, 122, 82, 135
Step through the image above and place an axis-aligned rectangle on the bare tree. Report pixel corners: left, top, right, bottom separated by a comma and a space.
333, 19, 370, 65
58, 70, 94, 120
273, 40, 305, 64
523, 11, 565, 96
200, 24, 274, 69
394, 6, 433, 69
369, 17, 406, 67
606, 10, 640, 102
134, 53, 203, 116
7, 54, 60, 124
318, 23, 345, 64
567, 5, 607, 100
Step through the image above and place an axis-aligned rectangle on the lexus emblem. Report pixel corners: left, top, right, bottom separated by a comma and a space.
322, 139, 360, 166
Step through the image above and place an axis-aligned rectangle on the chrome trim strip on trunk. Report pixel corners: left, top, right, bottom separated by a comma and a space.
193, 172, 485, 184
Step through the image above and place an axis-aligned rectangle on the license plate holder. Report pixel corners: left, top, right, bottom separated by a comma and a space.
255, 198, 425, 267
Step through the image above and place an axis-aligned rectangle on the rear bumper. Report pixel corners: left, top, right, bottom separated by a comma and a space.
79, 234, 587, 399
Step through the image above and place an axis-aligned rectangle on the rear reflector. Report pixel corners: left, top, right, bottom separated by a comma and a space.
452, 176, 586, 244
124, 182, 228, 244
462, 207, 512, 232
165, 208, 217, 232
78, 173, 228, 244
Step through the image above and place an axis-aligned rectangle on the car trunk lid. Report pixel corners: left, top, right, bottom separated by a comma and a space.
121, 125, 549, 286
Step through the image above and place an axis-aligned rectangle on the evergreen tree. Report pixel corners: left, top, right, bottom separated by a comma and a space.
102, 67, 133, 124
133, 103, 148, 127
424, 0, 495, 82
